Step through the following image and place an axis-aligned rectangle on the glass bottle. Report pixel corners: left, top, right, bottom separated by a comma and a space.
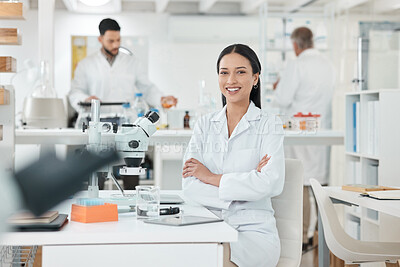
184, 111, 190, 129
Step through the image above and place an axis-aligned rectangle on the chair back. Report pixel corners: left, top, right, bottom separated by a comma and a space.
272, 159, 303, 267
310, 178, 359, 262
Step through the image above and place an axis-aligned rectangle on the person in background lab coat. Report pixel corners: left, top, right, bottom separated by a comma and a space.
182, 44, 285, 267
68, 18, 177, 113
273, 27, 336, 249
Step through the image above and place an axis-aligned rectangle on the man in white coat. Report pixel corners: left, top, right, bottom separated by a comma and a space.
68, 18, 177, 113
273, 27, 336, 249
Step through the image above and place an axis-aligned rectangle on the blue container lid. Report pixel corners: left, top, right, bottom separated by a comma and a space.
135, 93, 143, 97
137, 113, 144, 117
122, 103, 131, 108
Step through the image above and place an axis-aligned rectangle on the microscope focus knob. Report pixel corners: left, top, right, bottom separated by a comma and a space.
129, 140, 140, 149
82, 122, 88, 132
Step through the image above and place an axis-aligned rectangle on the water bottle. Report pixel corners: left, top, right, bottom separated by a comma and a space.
121, 102, 136, 124
133, 93, 149, 118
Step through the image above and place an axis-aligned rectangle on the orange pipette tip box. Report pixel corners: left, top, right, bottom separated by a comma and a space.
71, 203, 118, 223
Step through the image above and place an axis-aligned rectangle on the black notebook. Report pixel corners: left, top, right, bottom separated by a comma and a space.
11, 214, 68, 232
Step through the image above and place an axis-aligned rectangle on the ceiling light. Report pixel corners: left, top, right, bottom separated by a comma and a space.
79, 0, 111, 7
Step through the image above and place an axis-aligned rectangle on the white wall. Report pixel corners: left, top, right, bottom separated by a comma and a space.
53, 12, 259, 110
1, 10, 260, 113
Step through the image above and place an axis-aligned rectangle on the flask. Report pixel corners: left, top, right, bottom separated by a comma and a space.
133, 93, 149, 118
183, 111, 190, 129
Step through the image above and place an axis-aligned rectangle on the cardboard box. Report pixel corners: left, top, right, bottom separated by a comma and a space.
0, 88, 10, 105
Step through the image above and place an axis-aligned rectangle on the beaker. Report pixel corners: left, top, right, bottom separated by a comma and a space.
135, 186, 160, 219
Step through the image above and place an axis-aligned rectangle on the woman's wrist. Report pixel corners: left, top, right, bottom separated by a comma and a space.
207, 173, 222, 187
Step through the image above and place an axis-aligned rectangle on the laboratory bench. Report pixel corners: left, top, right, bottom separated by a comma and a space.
0, 190, 237, 267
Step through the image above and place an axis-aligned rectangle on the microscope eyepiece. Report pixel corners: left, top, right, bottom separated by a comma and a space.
145, 111, 160, 124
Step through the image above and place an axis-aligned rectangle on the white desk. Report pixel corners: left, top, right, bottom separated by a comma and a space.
0, 191, 237, 267
318, 187, 400, 266
15, 129, 344, 146
325, 187, 400, 218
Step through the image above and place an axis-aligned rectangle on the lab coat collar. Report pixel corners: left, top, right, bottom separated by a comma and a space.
210, 101, 261, 139
97, 50, 121, 68
298, 48, 320, 59
211, 101, 260, 122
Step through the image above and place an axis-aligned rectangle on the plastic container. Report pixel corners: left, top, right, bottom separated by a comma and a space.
292, 112, 321, 131
133, 93, 149, 118
71, 203, 118, 223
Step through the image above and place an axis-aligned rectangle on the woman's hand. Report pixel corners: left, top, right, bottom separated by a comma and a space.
182, 158, 222, 187
257, 154, 271, 172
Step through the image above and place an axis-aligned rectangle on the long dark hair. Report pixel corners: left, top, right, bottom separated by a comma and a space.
216, 44, 261, 109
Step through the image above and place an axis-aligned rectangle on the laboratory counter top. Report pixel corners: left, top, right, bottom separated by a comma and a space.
15, 128, 344, 146
0, 190, 237, 246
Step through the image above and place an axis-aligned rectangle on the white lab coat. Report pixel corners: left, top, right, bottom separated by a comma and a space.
68, 51, 162, 113
274, 48, 336, 185
183, 102, 285, 267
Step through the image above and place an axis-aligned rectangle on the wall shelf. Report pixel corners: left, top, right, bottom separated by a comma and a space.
345, 152, 380, 161
0, 88, 10, 105
0, 2, 24, 20
0, 28, 20, 45
0, 57, 16, 73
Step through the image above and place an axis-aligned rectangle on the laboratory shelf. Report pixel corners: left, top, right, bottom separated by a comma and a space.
362, 217, 380, 227
345, 89, 399, 96
345, 152, 379, 161
344, 89, 400, 245
345, 151, 361, 158
346, 210, 361, 219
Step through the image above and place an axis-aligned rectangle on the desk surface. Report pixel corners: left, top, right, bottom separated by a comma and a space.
325, 186, 400, 218
15, 128, 344, 146
0, 191, 237, 246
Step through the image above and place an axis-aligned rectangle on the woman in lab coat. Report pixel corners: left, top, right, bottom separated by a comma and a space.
182, 44, 285, 267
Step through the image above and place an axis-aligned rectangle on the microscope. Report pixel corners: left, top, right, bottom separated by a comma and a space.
83, 99, 159, 199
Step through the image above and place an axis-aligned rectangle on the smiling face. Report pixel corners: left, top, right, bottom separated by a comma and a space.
218, 52, 259, 106
218, 53, 259, 107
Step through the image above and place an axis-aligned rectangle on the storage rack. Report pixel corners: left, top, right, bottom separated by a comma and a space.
344, 89, 400, 267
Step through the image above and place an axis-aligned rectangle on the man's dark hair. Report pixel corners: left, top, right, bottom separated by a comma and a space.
99, 18, 120, 35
